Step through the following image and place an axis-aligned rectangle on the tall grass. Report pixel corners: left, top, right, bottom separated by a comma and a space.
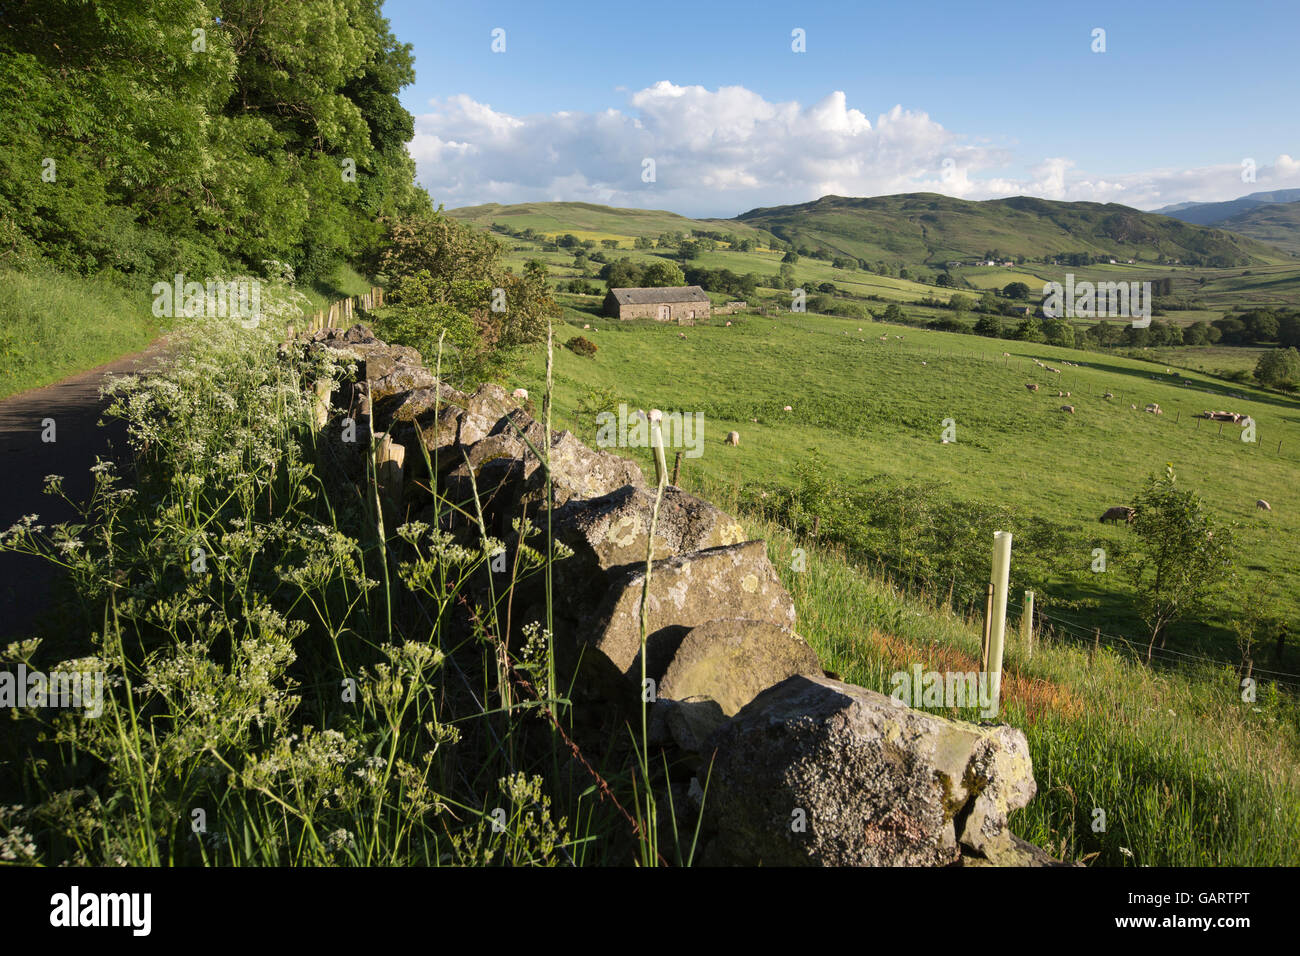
0, 265, 157, 399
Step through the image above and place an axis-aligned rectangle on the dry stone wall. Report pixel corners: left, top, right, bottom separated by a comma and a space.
300, 323, 1066, 867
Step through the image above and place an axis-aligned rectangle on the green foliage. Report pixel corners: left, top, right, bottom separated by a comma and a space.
1126, 466, 1236, 660
1255, 347, 1300, 390
371, 215, 558, 386
0, 0, 427, 283
565, 335, 598, 358
0, 265, 156, 399
640, 260, 686, 287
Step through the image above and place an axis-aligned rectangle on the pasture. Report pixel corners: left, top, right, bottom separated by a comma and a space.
518, 304, 1300, 660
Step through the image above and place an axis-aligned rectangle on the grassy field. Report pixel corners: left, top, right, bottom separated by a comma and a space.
514, 303, 1300, 665
0, 266, 158, 400
0, 263, 374, 401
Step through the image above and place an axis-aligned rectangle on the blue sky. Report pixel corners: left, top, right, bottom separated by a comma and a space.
382, 0, 1300, 217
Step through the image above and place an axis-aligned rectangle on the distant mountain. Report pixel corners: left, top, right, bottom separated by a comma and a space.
451, 194, 1291, 269
733, 193, 1284, 268
1153, 189, 1300, 226
1151, 189, 1300, 256
1213, 201, 1300, 255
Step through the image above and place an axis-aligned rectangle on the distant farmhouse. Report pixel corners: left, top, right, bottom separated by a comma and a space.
604, 285, 710, 324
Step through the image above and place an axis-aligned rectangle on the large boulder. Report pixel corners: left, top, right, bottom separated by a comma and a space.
519, 430, 646, 510
313, 333, 423, 383
540, 485, 747, 614
368, 365, 441, 404
657, 619, 821, 716
701, 674, 1038, 867
583, 540, 795, 682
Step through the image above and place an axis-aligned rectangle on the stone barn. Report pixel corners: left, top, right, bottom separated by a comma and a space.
604, 286, 711, 324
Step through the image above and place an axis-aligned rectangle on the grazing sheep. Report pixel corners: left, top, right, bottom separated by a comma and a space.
1257, 499, 1272, 511
921, 361, 927, 366
725, 320, 732, 326
1061, 405, 1075, 413
1131, 404, 1137, 410
679, 332, 686, 339
725, 431, 740, 446
1003, 352, 1010, 357
783, 405, 793, 412
512, 387, 528, 400
1066, 391, 1071, 397
1056, 390, 1064, 397
583, 323, 590, 329
1099, 506, 1136, 525
1103, 392, 1113, 399
1025, 383, 1039, 392
1145, 403, 1162, 414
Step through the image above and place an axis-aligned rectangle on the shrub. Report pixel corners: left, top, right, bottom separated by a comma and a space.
565, 335, 598, 357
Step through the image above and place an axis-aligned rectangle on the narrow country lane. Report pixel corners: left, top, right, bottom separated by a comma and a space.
0, 343, 167, 639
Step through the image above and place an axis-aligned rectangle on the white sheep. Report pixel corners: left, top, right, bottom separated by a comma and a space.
1257, 499, 1272, 511
512, 388, 528, 401
725, 431, 740, 446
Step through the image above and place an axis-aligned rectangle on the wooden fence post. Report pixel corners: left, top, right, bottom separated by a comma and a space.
671, 451, 682, 486
374, 432, 406, 528
986, 531, 1012, 715
311, 379, 332, 431
1022, 589, 1035, 660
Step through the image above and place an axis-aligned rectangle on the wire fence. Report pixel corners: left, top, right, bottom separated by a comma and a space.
1005, 595, 1300, 692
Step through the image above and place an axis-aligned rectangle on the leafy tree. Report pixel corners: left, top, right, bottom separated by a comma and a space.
600, 258, 643, 289
1277, 313, 1300, 349
633, 236, 654, 250
601, 239, 620, 250
1041, 318, 1074, 347
934, 273, 955, 288
973, 314, 1002, 337
678, 240, 701, 261
881, 303, 905, 323
781, 250, 799, 264
640, 261, 686, 288
1255, 347, 1300, 391
1013, 316, 1044, 342
1126, 466, 1235, 662
1002, 282, 1032, 300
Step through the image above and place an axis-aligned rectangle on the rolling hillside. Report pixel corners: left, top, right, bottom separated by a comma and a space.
1214, 202, 1300, 256
448, 200, 779, 246
735, 193, 1290, 269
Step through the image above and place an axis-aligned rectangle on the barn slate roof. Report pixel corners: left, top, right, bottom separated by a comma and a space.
607, 286, 710, 305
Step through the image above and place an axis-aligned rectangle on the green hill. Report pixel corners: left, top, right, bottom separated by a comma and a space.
735, 193, 1290, 269
1214, 201, 1300, 256
447, 200, 777, 246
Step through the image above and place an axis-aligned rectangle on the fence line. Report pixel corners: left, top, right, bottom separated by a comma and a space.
301, 285, 384, 333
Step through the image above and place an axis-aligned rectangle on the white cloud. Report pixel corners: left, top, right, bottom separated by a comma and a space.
407, 84, 1300, 216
